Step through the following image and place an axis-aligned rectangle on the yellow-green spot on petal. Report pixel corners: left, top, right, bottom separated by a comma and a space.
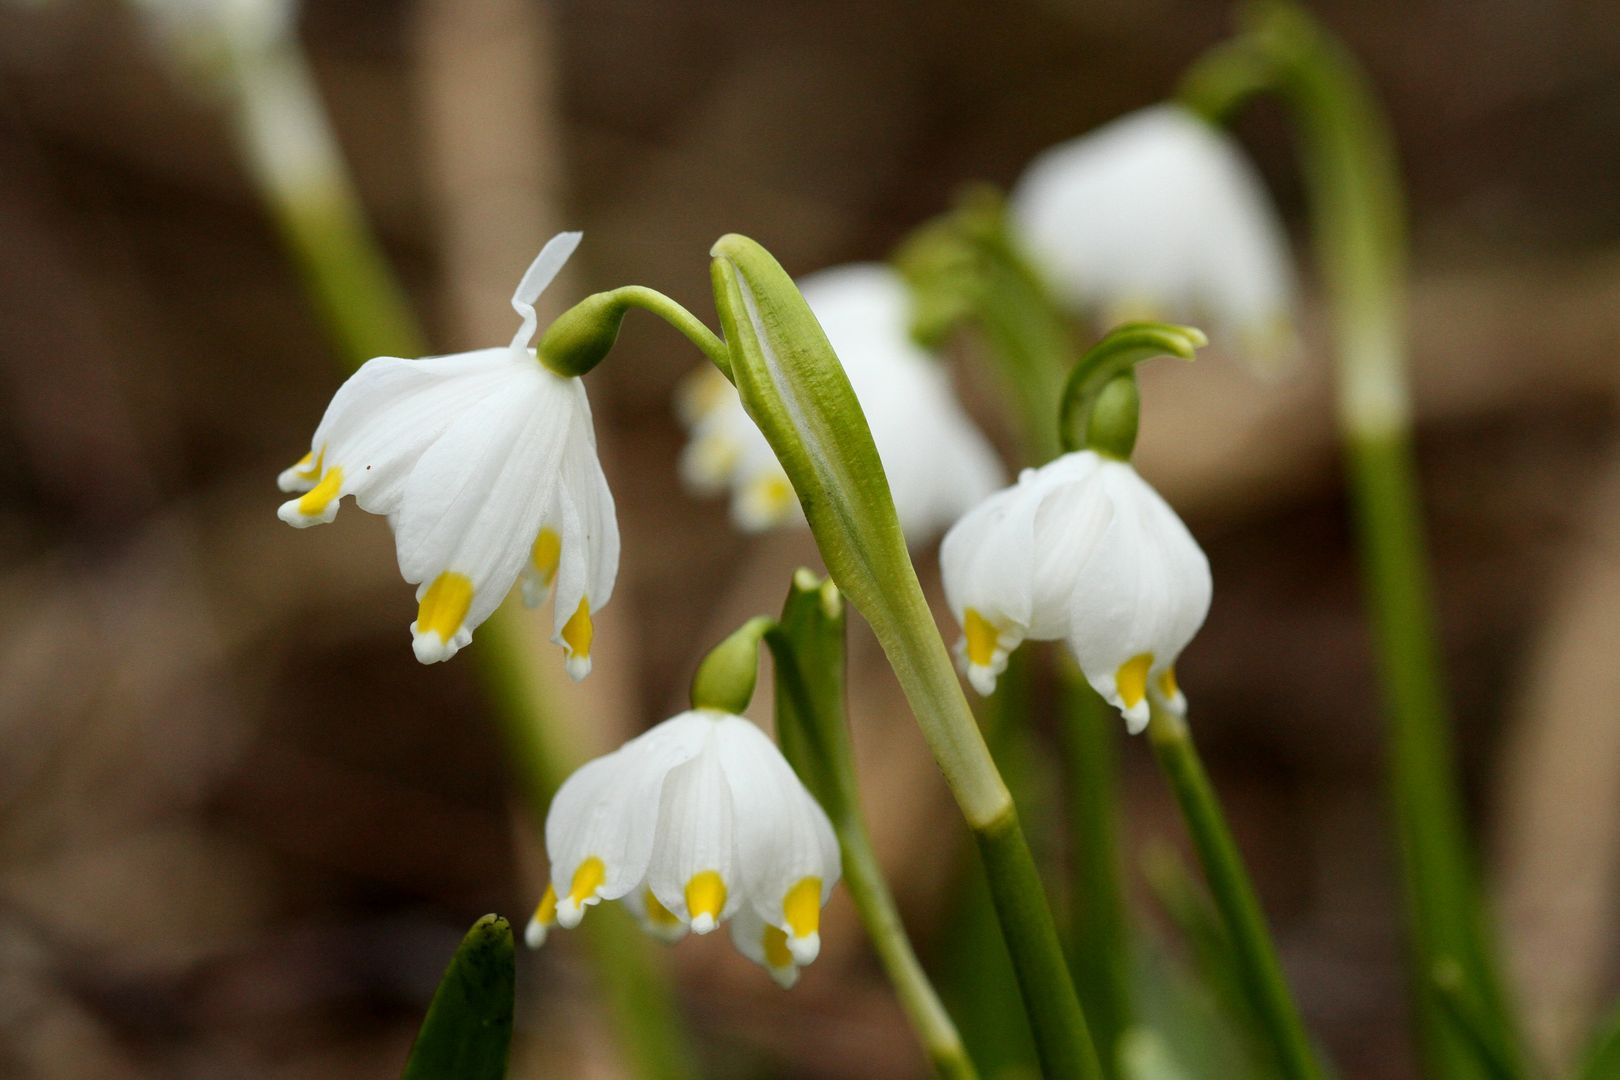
686, 870, 726, 924
783, 877, 821, 939
296, 465, 344, 517
417, 571, 474, 643
763, 923, 793, 969
534, 884, 557, 926
568, 856, 605, 906
1117, 652, 1153, 710
643, 889, 681, 931
531, 528, 561, 586
561, 597, 593, 659
963, 608, 999, 669
1157, 666, 1180, 701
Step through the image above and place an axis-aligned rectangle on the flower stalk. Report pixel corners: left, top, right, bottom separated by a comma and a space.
1146, 704, 1323, 1080
1179, 5, 1523, 1074
710, 234, 1101, 1080
770, 570, 979, 1080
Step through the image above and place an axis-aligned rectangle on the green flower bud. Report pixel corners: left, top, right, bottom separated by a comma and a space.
690, 615, 775, 714
536, 291, 627, 377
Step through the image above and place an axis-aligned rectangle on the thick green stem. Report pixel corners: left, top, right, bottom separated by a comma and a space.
771, 573, 978, 1079
1146, 705, 1323, 1080
1059, 673, 1131, 1076
712, 237, 1101, 1080
1180, 5, 1522, 1074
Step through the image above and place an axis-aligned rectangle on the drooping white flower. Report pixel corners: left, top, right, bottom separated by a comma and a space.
940, 449, 1211, 732
1009, 105, 1296, 364
678, 263, 1004, 544
527, 709, 840, 986
276, 233, 618, 676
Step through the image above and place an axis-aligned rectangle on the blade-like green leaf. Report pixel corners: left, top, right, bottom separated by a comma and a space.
401, 914, 516, 1080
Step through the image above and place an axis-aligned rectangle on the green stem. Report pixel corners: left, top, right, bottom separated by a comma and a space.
230, 42, 424, 364
217, 26, 696, 1077
1181, 5, 1522, 1074
1145, 704, 1323, 1080
604, 286, 733, 372
1059, 673, 1131, 1076
769, 576, 978, 1079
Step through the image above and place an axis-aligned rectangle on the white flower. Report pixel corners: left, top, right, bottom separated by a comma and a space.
527, 709, 840, 986
276, 233, 618, 676
1009, 105, 1296, 363
940, 449, 1211, 732
678, 263, 1004, 544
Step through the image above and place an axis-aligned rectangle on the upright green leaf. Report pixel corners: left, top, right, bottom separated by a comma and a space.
401, 914, 516, 1080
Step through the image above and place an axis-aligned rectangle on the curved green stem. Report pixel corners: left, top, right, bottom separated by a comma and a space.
1180, 6, 1523, 1075
770, 571, 979, 1080
1057, 322, 1206, 455
1146, 704, 1323, 1080
604, 286, 732, 372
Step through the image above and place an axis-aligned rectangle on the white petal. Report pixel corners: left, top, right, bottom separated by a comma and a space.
544, 712, 710, 926
1064, 461, 1211, 729
548, 380, 620, 663
620, 879, 690, 944
728, 906, 800, 989
393, 364, 573, 659
646, 725, 737, 934
508, 232, 583, 352
1009, 105, 1294, 359
712, 715, 838, 964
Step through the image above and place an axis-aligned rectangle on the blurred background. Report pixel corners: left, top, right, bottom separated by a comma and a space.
2, 0, 1618, 1077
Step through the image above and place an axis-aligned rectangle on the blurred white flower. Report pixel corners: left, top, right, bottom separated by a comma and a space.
940, 449, 1211, 732
678, 263, 1004, 544
1010, 105, 1296, 365
276, 233, 618, 675
528, 708, 840, 986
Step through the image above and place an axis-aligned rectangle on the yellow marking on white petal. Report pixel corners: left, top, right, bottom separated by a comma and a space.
1157, 667, 1180, 701
290, 451, 315, 475
568, 857, 605, 906
783, 877, 821, 939
417, 572, 474, 643
685, 870, 726, 932
525, 884, 558, 948
963, 608, 1000, 669
530, 528, 561, 586
756, 475, 794, 514
763, 923, 794, 969
1117, 653, 1154, 710
296, 465, 344, 517
643, 889, 682, 932
561, 598, 593, 659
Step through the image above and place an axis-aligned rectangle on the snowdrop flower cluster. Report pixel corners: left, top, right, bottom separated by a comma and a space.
1010, 105, 1295, 363
679, 263, 1004, 544
527, 709, 841, 989
941, 448, 1211, 732
277, 233, 618, 676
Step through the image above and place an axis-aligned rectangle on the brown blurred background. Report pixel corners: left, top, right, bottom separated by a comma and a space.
2, 0, 1618, 1077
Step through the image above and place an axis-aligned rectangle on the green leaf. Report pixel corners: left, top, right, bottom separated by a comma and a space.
401, 914, 515, 1080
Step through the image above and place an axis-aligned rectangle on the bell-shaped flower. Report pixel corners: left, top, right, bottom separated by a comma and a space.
528, 709, 840, 983
1009, 105, 1295, 364
940, 449, 1211, 732
276, 232, 618, 676
678, 263, 1004, 544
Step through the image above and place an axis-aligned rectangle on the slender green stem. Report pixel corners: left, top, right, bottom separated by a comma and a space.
604, 286, 733, 372
1180, 6, 1522, 1075
770, 574, 978, 1079
230, 42, 425, 364
216, 25, 696, 1076
1145, 704, 1323, 1080
1059, 672, 1131, 1076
